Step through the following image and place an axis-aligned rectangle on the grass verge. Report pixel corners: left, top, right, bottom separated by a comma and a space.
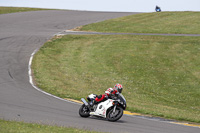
0, 119, 101, 133
0, 7, 52, 14
79, 12, 200, 34
32, 34, 200, 123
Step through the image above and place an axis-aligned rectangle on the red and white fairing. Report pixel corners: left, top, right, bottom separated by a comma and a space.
93, 99, 114, 118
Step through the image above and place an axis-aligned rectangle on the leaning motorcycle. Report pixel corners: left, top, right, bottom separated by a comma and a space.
79, 93, 126, 122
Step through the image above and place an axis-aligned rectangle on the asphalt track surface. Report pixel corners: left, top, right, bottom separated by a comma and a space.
0, 10, 199, 133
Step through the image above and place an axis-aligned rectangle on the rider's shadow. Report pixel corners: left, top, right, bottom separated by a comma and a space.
88, 116, 127, 123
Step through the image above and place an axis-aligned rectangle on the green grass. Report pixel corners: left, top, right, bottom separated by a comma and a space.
0, 119, 101, 133
79, 12, 200, 34
0, 7, 51, 14
32, 34, 200, 123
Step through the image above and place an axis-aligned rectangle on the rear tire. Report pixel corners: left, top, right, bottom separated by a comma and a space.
106, 107, 123, 122
79, 104, 90, 117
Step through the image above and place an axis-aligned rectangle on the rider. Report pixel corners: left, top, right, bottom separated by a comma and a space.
94, 83, 123, 104
155, 5, 161, 12
89, 83, 123, 115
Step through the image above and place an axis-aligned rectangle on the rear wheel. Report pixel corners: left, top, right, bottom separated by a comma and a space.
79, 104, 90, 117
106, 107, 123, 122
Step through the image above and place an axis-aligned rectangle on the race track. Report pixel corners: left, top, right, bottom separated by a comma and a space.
0, 10, 199, 133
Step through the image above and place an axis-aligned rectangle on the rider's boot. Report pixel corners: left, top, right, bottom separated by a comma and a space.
89, 100, 98, 115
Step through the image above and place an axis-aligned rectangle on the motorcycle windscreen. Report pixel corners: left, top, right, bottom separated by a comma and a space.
119, 93, 126, 103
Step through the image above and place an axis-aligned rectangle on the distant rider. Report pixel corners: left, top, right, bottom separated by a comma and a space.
155, 5, 161, 12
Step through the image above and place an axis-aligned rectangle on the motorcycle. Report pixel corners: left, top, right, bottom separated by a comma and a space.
79, 93, 126, 122
155, 6, 161, 12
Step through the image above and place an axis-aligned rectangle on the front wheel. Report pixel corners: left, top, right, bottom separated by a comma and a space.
79, 104, 90, 117
106, 107, 123, 122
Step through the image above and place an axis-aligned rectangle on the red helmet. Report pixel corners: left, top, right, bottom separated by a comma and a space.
114, 83, 123, 93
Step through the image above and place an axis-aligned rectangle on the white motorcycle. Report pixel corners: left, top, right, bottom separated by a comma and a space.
79, 93, 126, 122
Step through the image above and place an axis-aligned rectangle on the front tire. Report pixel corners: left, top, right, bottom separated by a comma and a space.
106, 107, 123, 122
79, 104, 90, 117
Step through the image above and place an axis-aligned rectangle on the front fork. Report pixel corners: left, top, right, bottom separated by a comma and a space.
112, 101, 119, 113
113, 105, 117, 113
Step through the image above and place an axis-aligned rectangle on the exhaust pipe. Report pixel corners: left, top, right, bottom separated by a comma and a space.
81, 98, 88, 106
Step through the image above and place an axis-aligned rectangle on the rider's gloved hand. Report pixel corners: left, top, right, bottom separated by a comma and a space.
115, 92, 119, 97
109, 94, 115, 99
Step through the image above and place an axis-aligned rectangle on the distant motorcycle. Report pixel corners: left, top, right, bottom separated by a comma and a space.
155, 6, 161, 12
79, 93, 126, 122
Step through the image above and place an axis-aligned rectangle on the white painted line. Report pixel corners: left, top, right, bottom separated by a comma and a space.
28, 48, 81, 105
